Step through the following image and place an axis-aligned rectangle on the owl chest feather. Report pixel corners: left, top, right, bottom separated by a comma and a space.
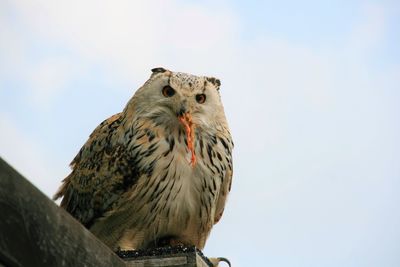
110, 120, 230, 249
123, 126, 221, 220
141, 133, 220, 215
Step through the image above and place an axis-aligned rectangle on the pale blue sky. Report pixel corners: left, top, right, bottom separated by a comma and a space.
1, 1, 399, 267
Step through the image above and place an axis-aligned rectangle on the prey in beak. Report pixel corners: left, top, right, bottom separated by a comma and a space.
178, 112, 196, 167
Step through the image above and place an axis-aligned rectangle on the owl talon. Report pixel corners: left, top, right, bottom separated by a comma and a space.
208, 257, 231, 267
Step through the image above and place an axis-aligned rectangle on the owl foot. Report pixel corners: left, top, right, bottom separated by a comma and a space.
153, 235, 189, 248
208, 257, 231, 267
166, 238, 186, 247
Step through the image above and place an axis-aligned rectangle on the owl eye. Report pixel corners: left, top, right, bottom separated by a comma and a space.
162, 86, 175, 97
195, 94, 206, 104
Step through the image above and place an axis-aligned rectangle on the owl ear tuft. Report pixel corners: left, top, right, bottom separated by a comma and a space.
151, 67, 168, 74
206, 77, 221, 90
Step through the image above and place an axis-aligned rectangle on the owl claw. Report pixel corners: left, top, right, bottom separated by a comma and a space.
208, 257, 231, 267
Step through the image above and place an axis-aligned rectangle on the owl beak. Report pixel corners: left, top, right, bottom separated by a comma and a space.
178, 112, 196, 167
177, 106, 186, 117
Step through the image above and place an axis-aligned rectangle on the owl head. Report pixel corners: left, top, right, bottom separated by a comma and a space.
126, 67, 228, 132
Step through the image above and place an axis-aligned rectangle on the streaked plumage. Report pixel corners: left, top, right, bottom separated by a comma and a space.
54, 67, 233, 252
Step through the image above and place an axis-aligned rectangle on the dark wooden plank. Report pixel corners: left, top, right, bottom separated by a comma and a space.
118, 246, 213, 267
124, 254, 212, 267
0, 157, 126, 267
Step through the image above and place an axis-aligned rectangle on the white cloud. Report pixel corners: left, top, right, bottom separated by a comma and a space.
347, 3, 386, 53
26, 58, 75, 109
9, 0, 238, 82
0, 4, 79, 109
0, 13, 24, 75
0, 113, 66, 197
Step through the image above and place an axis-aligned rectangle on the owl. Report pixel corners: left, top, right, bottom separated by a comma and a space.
53, 67, 233, 258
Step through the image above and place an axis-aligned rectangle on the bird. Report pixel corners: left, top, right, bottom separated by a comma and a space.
53, 67, 233, 256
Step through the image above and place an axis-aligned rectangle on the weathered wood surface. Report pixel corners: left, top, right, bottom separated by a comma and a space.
0, 157, 126, 267
118, 246, 212, 267
0, 157, 214, 267
124, 253, 210, 267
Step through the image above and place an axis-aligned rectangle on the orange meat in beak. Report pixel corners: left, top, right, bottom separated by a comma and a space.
178, 113, 196, 166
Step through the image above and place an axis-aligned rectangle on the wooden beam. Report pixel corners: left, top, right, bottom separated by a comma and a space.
118, 246, 213, 267
0, 157, 126, 267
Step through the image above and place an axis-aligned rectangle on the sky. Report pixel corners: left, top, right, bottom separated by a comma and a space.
1, 1, 400, 266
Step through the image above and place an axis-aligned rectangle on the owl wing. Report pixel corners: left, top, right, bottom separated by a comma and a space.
213, 133, 234, 224
53, 113, 140, 228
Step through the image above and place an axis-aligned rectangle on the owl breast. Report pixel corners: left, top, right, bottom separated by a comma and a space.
109, 125, 224, 250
